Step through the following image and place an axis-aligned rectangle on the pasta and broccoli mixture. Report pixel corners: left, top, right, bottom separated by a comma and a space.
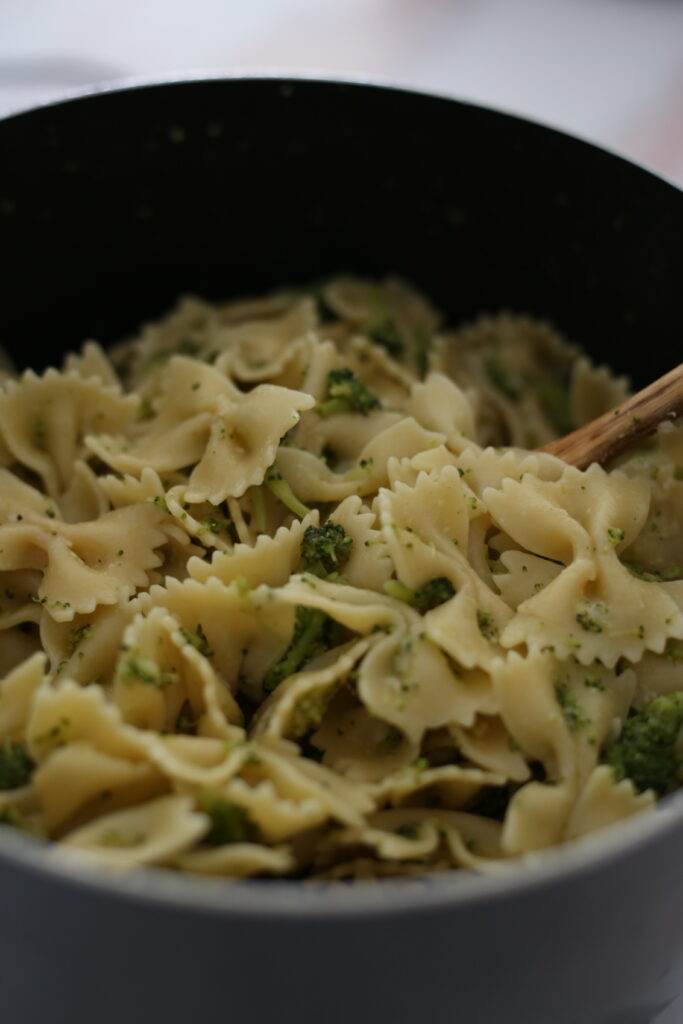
1, 276, 683, 880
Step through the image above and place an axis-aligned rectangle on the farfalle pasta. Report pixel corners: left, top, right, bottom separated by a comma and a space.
1, 276, 681, 879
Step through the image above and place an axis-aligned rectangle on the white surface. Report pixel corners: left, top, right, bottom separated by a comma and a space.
1, 2, 683, 1019
1, 0, 683, 183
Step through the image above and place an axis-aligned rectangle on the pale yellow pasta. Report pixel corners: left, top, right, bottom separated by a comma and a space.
1, 276, 680, 880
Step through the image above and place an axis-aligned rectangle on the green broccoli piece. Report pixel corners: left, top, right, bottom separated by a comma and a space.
365, 313, 404, 357
119, 649, 176, 689
383, 579, 417, 605
623, 561, 681, 583
199, 792, 252, 845
603, 692, 683, 795
263, 464, 311, 518
413, 577, 456, 614
263, 522, 353, 692
555, 681, 589, 734
299, 522, 353, 578
179, 624, 213, 659
383, 576, 455, 613
0, 739, 34, 791
263, 606, 344, 693
317, 368, 381, 417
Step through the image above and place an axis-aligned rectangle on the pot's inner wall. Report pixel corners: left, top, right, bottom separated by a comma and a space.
1, 79, 681, 387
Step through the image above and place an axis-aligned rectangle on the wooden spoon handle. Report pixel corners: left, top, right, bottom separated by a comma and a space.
539, 362, 683, 470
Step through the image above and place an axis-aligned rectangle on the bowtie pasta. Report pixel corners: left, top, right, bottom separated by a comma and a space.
1, 276, 682, 881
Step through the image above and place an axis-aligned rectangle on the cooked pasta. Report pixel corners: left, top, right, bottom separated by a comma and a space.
1, 275, 681, 880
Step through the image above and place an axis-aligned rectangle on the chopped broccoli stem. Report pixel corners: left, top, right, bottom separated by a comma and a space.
261, 521, 353, 692
120, 649, 176, 688
262, 606, 344, 693
383, 579, 418, 605
0, 739, 34, 791
603, 692, 683, 795
262, 521, 353, 691
199, 792, 252, 845
383, 576, 455, 612
317, 368, 381, 417
264, 464, 311, 518
299, 522, 352, 578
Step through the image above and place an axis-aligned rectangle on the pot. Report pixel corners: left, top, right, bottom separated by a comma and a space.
1, 77, 683, 1024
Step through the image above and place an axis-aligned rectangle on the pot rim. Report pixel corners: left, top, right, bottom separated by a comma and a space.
1, 790, 682, 919
1, 69, 681, 195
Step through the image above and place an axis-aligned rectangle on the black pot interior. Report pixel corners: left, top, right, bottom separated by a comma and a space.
1, 77, 681, 386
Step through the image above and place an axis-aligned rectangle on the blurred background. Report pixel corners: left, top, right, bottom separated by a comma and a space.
1, 2, 683, 1020
1, 0, 683, 186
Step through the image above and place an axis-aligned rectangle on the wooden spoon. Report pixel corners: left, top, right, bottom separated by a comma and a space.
539, 362, 683, 469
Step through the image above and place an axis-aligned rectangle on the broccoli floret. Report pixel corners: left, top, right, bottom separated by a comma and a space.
603, 692, 683, 795
263, 606, 344, 693
383, 576, 455, 613
263, 523, 352, 692
0, 739, 34, 791
299, 522, 353, 578
317, 368, 381, 417
413, 577, 456, 614
199, 792, 252, 845
263, 464, 311, 518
